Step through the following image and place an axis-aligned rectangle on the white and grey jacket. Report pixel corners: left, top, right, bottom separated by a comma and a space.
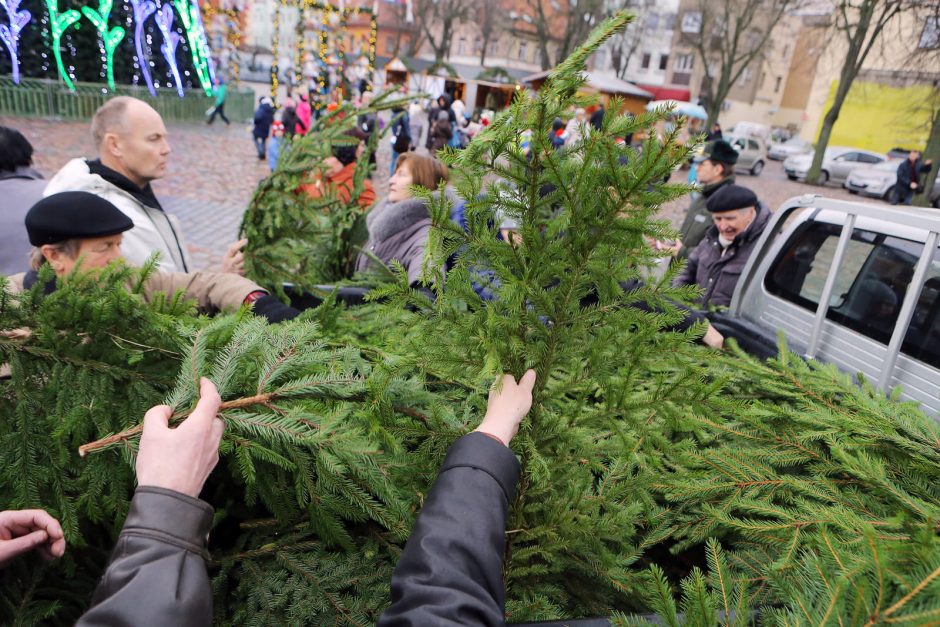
44, 159, 192, 273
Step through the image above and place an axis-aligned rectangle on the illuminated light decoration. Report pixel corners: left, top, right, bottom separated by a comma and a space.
292, 3, 302, 87
191, 1, 215, 84
367, 1, 376, 91
201, 6, 241, 86
0, 0, 30, 84
44, 0, 81, 91
268, 2, 375, 104
172, 0, 212, 95
81, 0, 126, 90
270, 0, 284, 100
129, 0, 157, 95
154, 3, 183, 96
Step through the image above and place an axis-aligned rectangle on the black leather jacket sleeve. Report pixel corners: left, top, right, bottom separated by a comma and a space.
378, 432, 521, 627
76, 486, 213, 627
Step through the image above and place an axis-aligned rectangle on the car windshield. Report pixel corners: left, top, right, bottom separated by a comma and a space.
784, 137, 809, 147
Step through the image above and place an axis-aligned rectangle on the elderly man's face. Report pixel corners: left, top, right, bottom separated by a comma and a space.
43, 234, 124, 276
104, 101, 171, 187
712, 207, 755, 240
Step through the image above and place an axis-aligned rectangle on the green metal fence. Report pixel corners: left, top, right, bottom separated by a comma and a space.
0, 77, 255, 123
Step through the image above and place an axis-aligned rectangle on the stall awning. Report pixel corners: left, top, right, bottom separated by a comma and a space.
521, 69, 653, 100
637, 84, 692, 102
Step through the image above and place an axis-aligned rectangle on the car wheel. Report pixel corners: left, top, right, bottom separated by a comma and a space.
819, 170, 830, 185
848, 189, 858, 195
883, 185, 895, 202
750, 160, 764, 176
787, 174, 797, 181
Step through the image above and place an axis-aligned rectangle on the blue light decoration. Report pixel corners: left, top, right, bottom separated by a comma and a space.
129, 0, 157, 95
154, 2, 182, 96
0, 0, 31, 84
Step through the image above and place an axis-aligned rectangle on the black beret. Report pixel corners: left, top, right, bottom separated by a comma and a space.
26, 191, 134, 246
701, 140, 738, 165
706, 184, 759, 213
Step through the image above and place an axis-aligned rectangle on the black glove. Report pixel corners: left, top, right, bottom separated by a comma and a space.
252, 295, 301, 324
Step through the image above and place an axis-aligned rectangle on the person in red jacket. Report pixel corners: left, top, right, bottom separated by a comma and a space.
298, 128, 376, 211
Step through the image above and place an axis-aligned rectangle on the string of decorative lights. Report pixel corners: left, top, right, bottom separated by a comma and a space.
270, 0, 284, 100
267, 2, 377, 107
200, 5, 241, 86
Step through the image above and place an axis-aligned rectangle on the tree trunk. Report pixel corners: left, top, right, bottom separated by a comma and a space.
806, 66, 854, 184
915, 103, 940, 208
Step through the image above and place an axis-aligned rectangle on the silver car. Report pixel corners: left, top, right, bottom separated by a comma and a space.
844, 160, 900, 200
726, 135, 768, 176
784, 146, 885, 185
846, 159, 940, 206
768, 136, 812, 161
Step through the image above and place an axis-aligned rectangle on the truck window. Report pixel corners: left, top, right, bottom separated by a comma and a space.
901, 247, 940, 368
766, 222, 923, 345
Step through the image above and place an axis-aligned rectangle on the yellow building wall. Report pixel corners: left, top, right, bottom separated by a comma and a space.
816, 80, 934, 153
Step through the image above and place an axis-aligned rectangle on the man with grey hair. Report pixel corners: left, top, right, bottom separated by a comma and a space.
44, 96, 245, 274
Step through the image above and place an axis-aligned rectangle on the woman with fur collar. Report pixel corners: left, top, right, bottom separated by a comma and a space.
355, 154, 449, 285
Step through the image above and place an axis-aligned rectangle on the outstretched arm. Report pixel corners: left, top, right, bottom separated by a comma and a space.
378, 371, 537, 627
77, 378, 225, 627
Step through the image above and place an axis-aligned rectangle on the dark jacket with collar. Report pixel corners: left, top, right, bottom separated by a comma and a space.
896, 157, 933, 191
0, 166, 46, 275
676, 175, 736, 258
75, 487, 214, 626
378, 432, 520, 626
674, 201, 771, 307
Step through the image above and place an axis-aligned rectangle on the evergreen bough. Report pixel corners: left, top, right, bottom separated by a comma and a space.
1, 11, 938, 625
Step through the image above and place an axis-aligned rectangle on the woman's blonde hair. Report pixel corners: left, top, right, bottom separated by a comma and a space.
29, 240, 81, 271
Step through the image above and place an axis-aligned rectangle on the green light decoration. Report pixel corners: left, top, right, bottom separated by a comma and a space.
172, 0, 212, 95
80, 0, 125, 90
44, 0, 81, 91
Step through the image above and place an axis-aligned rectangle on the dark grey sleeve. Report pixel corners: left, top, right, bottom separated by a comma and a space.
76, 486, 213, 627
674, 244, 701, 288
378, 432, 521, 627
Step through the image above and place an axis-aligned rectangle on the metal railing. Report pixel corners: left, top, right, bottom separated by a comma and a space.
0, 76, 256, 123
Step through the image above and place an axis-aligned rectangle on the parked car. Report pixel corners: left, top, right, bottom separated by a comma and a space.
846, 159, 940, 206
726, 134, 767, 176
783, 147, 885, 185
709, 195, 940, 416
768, 136, 812, 161
844, 159, 902, 200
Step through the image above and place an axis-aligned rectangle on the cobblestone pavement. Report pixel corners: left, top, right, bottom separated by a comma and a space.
5, 114, 885, 271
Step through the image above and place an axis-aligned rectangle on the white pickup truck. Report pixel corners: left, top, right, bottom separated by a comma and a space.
708, 195, 940, 416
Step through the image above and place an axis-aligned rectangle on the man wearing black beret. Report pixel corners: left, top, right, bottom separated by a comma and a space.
7, 192, 300, 324
672, 140, 739, 258
674, 183, 770, 307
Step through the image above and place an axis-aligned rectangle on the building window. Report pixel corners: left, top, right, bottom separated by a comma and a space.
474, 36, 482, 54
675, 53, 695, 72
457, 36, 466, 56
386, 36, 395, 54
641, 53, 651, 69
681, 11, 702, 34
659, 54, 669, 70
740, 66, 753, 84
518, 40, 528, 61
664, 13, 677, 31
920, 16, 940, 48
774, 75, 782, 92
646, 14, 659, 32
